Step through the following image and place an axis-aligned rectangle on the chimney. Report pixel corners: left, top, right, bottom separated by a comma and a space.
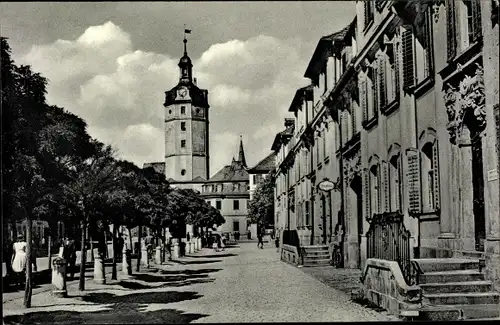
193, 77, 197, 85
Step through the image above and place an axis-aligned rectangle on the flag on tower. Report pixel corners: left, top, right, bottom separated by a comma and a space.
185, 29, 192, 34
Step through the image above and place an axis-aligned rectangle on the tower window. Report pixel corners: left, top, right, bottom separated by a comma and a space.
233, 200, 240, 210
216, 200, 222, 210
169, 110, 172, 114
181, 169, 186, 176
181, 140, 186, 148
181, 106, 186, 114
181, 122, 186, 131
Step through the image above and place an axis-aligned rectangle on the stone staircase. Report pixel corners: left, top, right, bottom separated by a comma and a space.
301, 245, 330, 267
414, 258, 500, 320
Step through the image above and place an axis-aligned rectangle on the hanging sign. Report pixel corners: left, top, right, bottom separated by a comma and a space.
318, 178, 335, 192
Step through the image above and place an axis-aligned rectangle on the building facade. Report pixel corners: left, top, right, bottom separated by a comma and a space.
201, 139, 250, 235
274, 0, 500, 288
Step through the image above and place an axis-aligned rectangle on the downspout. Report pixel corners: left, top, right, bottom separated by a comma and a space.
338, 108, 345, 267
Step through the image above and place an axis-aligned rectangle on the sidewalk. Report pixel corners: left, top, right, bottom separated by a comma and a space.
3, 248, 219, 324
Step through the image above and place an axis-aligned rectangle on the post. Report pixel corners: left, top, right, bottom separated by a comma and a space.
122, 246, 132, 277
155, 246, 162, 264
172, 239, 180, 259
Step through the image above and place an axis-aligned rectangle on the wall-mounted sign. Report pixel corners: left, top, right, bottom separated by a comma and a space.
318, 178, 335, 192
487, 169, 498, 182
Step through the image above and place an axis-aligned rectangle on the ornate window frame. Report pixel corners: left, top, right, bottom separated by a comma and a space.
388, 143, 403, 213
418, 128, 441, 214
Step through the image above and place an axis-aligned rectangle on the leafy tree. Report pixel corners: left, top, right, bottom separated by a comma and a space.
248, 172, 276, 228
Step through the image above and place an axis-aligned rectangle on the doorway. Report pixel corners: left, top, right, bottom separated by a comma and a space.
350, 175, 363, 266
471, 134, 485, 251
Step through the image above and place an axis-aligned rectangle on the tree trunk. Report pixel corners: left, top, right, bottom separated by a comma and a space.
23, 214, 33, 308
111, 224, 117, 280
90, 234, 94, 262
127, 226, 133, 252
78, 219, 87, 291
136, 225, 142, 272
104, 229, 108, 260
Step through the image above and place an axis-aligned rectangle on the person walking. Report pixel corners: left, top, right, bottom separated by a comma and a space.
275, 232, 280, 252
11, 234, 33, 288
63, 236, 77, 281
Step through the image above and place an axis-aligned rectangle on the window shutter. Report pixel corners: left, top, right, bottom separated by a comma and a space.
372, 67, 378, 116
378, 56, 387, 108
406, 148, 422, 214
402, 29, 415, 89
394, 42, 401, 98
351, 104, 357, 134
363, 168, 371, 220
446, 0, 457, 60
341, 113, 348, 143
397, 155, 403, 213
364, 1, 370, 28
382, 161, 389, 212
360, 79, 367, 122
432, 141, 441, 211
472, 0, 482, 41
377, 164, 382, 214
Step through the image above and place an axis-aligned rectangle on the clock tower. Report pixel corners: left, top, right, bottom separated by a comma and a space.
163, 35, 210, 189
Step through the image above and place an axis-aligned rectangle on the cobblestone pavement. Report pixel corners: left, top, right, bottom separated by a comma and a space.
3, 242, 396, 323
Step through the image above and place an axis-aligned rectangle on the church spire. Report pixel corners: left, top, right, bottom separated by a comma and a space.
237, 135, 247, 168
178, 27, 193, 83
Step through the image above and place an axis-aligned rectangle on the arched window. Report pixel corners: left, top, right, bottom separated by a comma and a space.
369, 164, 381, 216
389, 153, 403, 212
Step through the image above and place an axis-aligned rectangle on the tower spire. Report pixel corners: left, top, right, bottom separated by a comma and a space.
178, 26, 193, 83
237, 135, 247, 168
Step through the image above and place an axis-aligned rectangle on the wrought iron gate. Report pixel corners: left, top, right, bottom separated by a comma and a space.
366, 212, 416, 285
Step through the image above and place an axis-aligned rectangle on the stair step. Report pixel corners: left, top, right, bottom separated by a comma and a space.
420, 280, 492, 294
420, 270, 485, 284
304, 254, 330, 258
417, 305, 463, 321
304, 251, 330, 255
303, 259, 330, 265
454, 304, 500, 319
424, 292, 499, 305
413, 258, 479, 272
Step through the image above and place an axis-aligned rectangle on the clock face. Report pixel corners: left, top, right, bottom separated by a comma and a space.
179, 87, 188, 98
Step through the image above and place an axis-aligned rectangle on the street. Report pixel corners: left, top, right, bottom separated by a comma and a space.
3, 242, 394, 323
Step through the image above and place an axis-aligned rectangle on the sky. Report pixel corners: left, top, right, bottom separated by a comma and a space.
1, 1, 356, 177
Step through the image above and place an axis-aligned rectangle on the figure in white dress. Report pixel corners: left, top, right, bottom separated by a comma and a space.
11, 234, 27, 273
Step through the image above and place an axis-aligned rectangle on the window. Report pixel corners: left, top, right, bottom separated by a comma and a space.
322, 132, 327, 159
389, 154, 403, 212
181, 106, 186, 114
387, 43, 400, 102
181, 122, 186, 131
402, 27, 415, 89
216, 200, 222, 210
181, 140, 186, 148
463, 0, 482, 46
369, 164, 381, 216
364, 0, 374, 30
169, 109, 172, 115
233, 221, 240, 232
446, 0, 458, 59
375, 0, 386, 11
233, 200, 239, 210
421, 141, 440, 211
362, 66, 377, 121
341, 52, 348, 74
377, 54, 387, 108
252, 175, 257, 184
181, 169, 186, 176
305, 201, 310, 226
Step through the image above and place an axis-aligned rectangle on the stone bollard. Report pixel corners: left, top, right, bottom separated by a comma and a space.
186, 241, 192, 254
155, 246, 162, 265
198, 237, 202, 250
172, 241, 179, 259
191, 241, 196, 253
122, 247, 132, 277
141, 248, 149, 267
94, 254, 106, 284
52, 257, 67, 297
193, 239, 198, 251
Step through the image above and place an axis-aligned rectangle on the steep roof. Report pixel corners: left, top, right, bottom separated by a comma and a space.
304, 26, 350, 79
247, 151, 276, 174
206, 160, 249, 183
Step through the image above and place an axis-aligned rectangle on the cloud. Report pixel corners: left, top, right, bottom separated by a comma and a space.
20, 21, 309, 175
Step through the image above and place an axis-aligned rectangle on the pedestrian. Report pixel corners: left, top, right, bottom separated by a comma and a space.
186, 232, 191, 243
220, 236, 226, 251
144, 232, 154, 265
11, 234, 30, 288
63, 236, 77, 281
212, 235, 219, 252
275, 233, 280, 252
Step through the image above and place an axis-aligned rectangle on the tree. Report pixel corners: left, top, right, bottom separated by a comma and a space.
248, 172, 276, 228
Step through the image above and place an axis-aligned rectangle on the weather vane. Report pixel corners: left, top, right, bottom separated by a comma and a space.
183, 24, 192, 54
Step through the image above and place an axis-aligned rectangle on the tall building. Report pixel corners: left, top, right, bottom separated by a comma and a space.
162, 35, 210, 192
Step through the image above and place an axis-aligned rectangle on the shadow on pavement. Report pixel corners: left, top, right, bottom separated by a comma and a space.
159, 268, 222, 275
3, 308, 207, 324
132, 273, 209, 283
187, 253, 236, 258
170, 259, 222, 265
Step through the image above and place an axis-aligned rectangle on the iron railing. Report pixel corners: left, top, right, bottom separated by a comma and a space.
366, 212, 420, 285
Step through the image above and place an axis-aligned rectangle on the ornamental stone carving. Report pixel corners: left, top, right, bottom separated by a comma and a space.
444, 63, 486, 145
343, 152, 362, 185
